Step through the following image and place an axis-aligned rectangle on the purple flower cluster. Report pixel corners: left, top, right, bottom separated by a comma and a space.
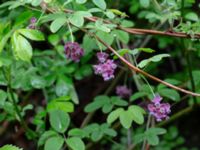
64, 42, 84, 62
148, 95, 171, 122
28, 17, 37, 29
93, 52, 117, 81
116, 85, 132, 98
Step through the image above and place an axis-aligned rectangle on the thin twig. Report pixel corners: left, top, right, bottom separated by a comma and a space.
90, 34, 200, 96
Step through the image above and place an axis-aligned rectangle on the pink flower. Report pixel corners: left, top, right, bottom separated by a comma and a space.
116, 85, 132, 98
93, 53, 117, 81
147, 95, 171, 122
64, 42, 84, 62
96, 52, 109, 63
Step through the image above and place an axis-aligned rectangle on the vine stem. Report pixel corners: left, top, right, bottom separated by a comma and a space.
142, 115, 151, 150
67, 20, 74, 42
2, 68, 36, 137
89, 33, 200, 97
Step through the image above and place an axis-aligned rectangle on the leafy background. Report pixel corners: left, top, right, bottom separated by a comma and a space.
0, 0, 200, 150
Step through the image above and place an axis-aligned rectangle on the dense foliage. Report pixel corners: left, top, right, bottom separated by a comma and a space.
0, 0, 200, 149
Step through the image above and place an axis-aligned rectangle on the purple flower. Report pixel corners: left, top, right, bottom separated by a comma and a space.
64, 42, 84, 62
28, 17, 37, 29
96, 52, 109, 63
152, 95, 162, 106
93, 53, 117, 81
116, 85, 132, 98
148, 95, 171, 122
30, 17, 37, 24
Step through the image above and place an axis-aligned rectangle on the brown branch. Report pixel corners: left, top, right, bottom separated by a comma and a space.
44, 6, 200, 39
92, 34, 200, 97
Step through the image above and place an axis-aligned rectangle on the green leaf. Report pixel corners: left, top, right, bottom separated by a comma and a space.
137, 59, 150, 68
76, 0, 87, 4
30, 75, 46, 89
50, 17, 67, 33
134, 133, 145, 144
110, 9, 128, 17
150, 54, 170, 62
103, 128, 117, 137
47, 99, 74, 113
12, 33, 32, 62
0, 145, 23, 150
44, 136, 64, 150
158, 88, 180, 101
185, 12, 198, 21
105, 11, 115, 19
0, 90, 7, 107
119, 110, 132, 129
69, 85, 79, 104
48, 34, 60, 46
91, 130, 103, 141
129, 49, 139, 56
157, 79, 181, 90
49, 110, 70, 133
140, 0, 150, 8
38, 130, 58, 146
89, 8, 102, 13
95, 20, 111, 33
121, 20, 134, 27
111, 96, 128, 106
84, 96, 109, 112
112, 30, 129, 44
66, 137, 85, 150
68, 128, 86, 138
113, 49, 129, 59
130, 92, 147, 102
138, 54, 170, 68
55, 79, 70, 97
92, 0, 106, 10
146, 134, 159, 145
107, 108, 124, 124
31, 0, 43, 6
146, 128, 166, 135
96, 31, 114, 50
44, 0, 52, 3
145, 128, 166, 146
128, 105, 145, 125
69, 12, 84, 27
138, 48, 155, 53
83, 34, 97, 54
18, 29, 45, 41
102, 103, 113, 113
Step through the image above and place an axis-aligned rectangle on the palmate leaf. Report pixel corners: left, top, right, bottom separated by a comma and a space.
119, 110, 133, 129
128, 105, 146, 125
84, 95, 109, 112
107, 108, 124, 124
